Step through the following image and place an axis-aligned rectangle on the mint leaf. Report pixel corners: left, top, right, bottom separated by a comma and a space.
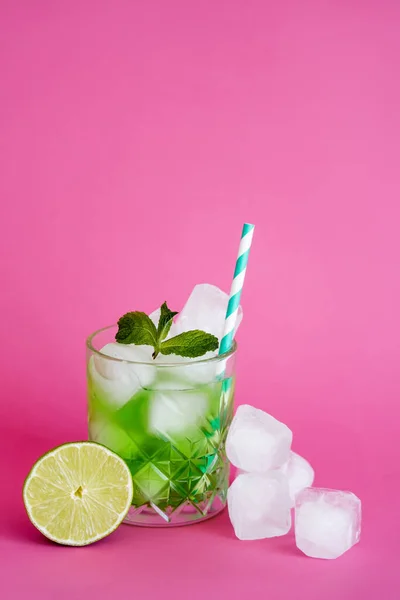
157, 301, 178, 342
115, 304, 218, 360
115, 312, 158, 346
159, 330, 219, 358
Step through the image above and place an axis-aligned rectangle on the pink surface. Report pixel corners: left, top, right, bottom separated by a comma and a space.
1, 0, 399, 598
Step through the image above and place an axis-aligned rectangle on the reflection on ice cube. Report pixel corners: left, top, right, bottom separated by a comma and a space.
149, 389, 209, 436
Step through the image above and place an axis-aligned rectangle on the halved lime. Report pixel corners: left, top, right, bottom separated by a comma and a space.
23, 442, 133, 546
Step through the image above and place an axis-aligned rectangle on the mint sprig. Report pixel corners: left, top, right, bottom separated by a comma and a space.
157, 302, 178, 342
115, 302, 218, 359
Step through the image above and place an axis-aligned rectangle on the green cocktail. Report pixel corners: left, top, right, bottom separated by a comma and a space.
87, 313, 237, 526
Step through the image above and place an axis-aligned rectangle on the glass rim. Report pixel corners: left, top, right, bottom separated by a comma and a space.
86, 324, 237, 367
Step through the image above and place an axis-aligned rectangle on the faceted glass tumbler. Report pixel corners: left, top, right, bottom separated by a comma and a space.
86, 325, 236, 526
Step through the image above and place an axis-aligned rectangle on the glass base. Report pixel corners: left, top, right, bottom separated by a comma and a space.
123, 496, 226, 527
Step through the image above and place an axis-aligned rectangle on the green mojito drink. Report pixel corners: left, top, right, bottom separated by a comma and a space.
87, 284, 239, 526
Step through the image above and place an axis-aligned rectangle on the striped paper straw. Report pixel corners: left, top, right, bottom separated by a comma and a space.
219, 223, 255, 356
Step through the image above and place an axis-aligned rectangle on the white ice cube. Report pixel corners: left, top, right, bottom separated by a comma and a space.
149, 389, 209, 436
226, 405, 292, 473
94, 343, 153, 379
228, 471, 292, 540
281, 452, 315, 507
175, 283, 243, 340
89, 343, 155, 408
180, 352, 219, 385
295, 487, 361, 559
152, 350, 219, 387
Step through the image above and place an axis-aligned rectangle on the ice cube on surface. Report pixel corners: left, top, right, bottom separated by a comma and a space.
295, 487, 361, 559
175, 283, 243, 340
149, 389, 209, 436
89, 343, 154, 408
281, 452, 315, 507
228, 472, 292, 540
226, 405, 292, 473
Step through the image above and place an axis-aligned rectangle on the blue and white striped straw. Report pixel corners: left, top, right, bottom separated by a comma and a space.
219, 223, 255, 355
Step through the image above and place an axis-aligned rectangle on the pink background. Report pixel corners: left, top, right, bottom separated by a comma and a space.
1, 0, 399, 598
